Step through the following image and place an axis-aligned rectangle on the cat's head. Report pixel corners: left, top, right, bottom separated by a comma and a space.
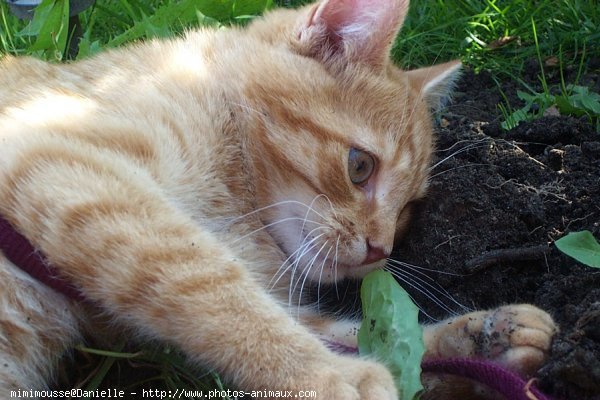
243, 0, 461, 282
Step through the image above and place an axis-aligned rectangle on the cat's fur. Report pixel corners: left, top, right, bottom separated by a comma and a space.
0, 0, 556, 398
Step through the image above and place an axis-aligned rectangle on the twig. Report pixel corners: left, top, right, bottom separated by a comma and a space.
466, 244, 551, 273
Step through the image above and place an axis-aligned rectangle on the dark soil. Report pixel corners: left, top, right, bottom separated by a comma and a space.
391, 66, 600, 400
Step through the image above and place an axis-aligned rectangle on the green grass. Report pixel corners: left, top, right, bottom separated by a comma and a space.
395, 0, 598, 74
2, 0, 598, 74
1, 0, 598, 397
0, 0, 277, 60
68, 343, 230, 398
391, 0, 599, 131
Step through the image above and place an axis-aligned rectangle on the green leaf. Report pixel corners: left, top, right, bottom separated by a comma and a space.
76, 36, 102, 59
500, 102, 532, 130
358, 270, 424, 400
196, 0, 235, 22
108, 0, 210, 47
577, 93, 600, 115
22, 0, 69, 60
555, 231, 600, 269
555, 95, 586, 117
17, 0, 54, 38
516, 90, 537, 103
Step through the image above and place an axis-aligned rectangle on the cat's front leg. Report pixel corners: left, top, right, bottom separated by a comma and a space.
423, 304, 557, 376
0, 159, 397, 400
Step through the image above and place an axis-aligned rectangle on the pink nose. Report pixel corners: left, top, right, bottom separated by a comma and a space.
363, 240, 390, 265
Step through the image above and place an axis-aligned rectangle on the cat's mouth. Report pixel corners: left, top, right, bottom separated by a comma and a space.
306, 253, 386, 282
334, 259, 387, 270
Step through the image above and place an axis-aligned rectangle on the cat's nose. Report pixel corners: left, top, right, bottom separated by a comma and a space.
363, 239, 390, 265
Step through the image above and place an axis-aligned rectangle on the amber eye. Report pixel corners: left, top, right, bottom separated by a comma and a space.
348, 147, 375, 185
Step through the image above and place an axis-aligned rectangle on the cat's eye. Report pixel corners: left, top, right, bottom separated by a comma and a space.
348, 147, 375, 185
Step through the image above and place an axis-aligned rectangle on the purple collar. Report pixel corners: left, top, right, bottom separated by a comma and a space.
0, 215, 83, 301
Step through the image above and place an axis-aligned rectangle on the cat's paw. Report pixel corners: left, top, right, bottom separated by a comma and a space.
430, 304, 557, 376
477, 304, 557, 375
305, 357, 398, 400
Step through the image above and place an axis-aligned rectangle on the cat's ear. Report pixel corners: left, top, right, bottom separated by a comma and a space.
406, 60, 462, 111
295, 0, 409, 70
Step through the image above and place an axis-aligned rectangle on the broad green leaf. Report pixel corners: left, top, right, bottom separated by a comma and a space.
22, 0, 69, 60
555, 231, 600, 269
17, 0, 54, 38
578, 93, 600, 114
555, 95, 586, 117
27, 0, 60, 51
358, 270, 424, 400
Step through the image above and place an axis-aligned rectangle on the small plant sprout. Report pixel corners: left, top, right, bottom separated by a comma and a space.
555, 230, 600, 269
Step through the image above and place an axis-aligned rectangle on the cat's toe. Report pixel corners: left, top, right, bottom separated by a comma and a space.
351, 360, 398, 400
480, 304, 558, 376
317, 357, 397, 400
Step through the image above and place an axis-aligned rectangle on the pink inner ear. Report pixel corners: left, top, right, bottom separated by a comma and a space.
312, 0, 361, 34
308, 0, 409, 67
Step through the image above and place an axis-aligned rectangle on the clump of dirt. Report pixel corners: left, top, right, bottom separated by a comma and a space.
393, 67, 599, 399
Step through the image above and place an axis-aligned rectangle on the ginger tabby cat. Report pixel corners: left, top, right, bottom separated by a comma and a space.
0, 0, 556, 398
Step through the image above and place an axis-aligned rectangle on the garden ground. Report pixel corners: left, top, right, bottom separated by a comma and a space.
394, 64, 600, 400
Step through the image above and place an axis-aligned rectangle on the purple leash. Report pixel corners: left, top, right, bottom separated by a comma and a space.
421, 357, 552, 400
0, 214, 84, 301
324, 341, 554, 400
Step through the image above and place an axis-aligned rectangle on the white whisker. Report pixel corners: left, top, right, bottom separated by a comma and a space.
298, 194, 329, 247
386, 267, 457, 314
288, 232, 328, 308
315, 243, 334, 314
408, 295, 437, 321
232, 216, 324, 244
319, 193, 338, 220
429, 163, 490, 180
291, 239, 329, 311
384, 268, 446, 321
385, 264, 469, 315
292, 239, 329, 297
435, 138, 490, 154
387, 264, 470, 313
333, 235, 340, 299
226, 200, 327, 224
297, 241, 331, 317
386, 258, 466, 277
429, 142, 491, 171
270, 230, 327, 291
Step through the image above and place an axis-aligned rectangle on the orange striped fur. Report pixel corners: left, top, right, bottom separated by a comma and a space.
0, 1, 555, 399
